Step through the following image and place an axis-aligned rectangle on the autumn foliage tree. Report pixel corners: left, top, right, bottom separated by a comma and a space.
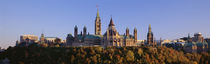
0, 45, 210, 64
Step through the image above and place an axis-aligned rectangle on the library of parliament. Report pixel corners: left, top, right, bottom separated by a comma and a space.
66, 9, 154, 47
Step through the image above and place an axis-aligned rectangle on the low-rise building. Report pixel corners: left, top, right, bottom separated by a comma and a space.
20, 34, 38, 43
45, 37, 62, 43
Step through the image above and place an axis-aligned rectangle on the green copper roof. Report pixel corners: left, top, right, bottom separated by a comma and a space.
184, 42, 208, 47
85, 35, 101, 39
77, 34, 102, 40
67, 34, 73, 37
120, 35, 134, 39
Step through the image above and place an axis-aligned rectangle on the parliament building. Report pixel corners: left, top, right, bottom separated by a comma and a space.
66, 9, 139, 47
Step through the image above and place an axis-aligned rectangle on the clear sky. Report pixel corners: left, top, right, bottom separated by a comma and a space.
0, 0, 210, 48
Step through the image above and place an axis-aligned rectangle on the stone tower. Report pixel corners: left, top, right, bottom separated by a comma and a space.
83, 26, 87, 37
95, 8, 101, 35
74, 25, 78, 41
126, 27, 129, 37
147, 24, 153, 45
134, 27, 137, 43
40, 33, 45, 44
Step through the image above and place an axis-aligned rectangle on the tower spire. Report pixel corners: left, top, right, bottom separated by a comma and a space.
74, 25, 78, 37
96, 8, 100, 18
83, 26, 87, 37
149, 24, 152, 33
96, 5, 100, 18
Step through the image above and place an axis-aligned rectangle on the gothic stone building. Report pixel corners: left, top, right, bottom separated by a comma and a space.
66, 9, 137, 47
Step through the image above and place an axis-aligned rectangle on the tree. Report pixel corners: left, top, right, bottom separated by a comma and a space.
126, 50, 134, 62
137, 48, 143, 56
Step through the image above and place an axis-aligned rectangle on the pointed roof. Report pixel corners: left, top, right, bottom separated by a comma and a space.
96, 8, 100, 18
134, 27, 137, 30
148, 24, 152, 33
84, 26, 87, 29
109, 17, 115, 26
74, 25, 78, 29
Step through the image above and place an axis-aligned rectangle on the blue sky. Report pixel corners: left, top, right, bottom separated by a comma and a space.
0, 0, 210, 48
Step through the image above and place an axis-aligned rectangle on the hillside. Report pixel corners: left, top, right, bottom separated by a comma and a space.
0, 45, 209, 64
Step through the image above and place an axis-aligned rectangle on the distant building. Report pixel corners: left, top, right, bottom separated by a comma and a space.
192, 32, 204, 43
177, 39, 185, 42
180, 33, 192, 43
20, 35, 38, 43
184, 42, 208, 53
162, 39, 172, 44
15, 34, 39, 46
45, 37, 62, 44
205, 38, 210, 43
184, 42, 197, 53
183, 33, 208, 53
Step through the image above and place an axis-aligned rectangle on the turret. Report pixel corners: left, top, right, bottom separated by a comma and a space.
83, 26, 87, 37
134, 27, 137, 43
40, 33, 45, 44
74, 25, 78, 38
126, 27, 129, 37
